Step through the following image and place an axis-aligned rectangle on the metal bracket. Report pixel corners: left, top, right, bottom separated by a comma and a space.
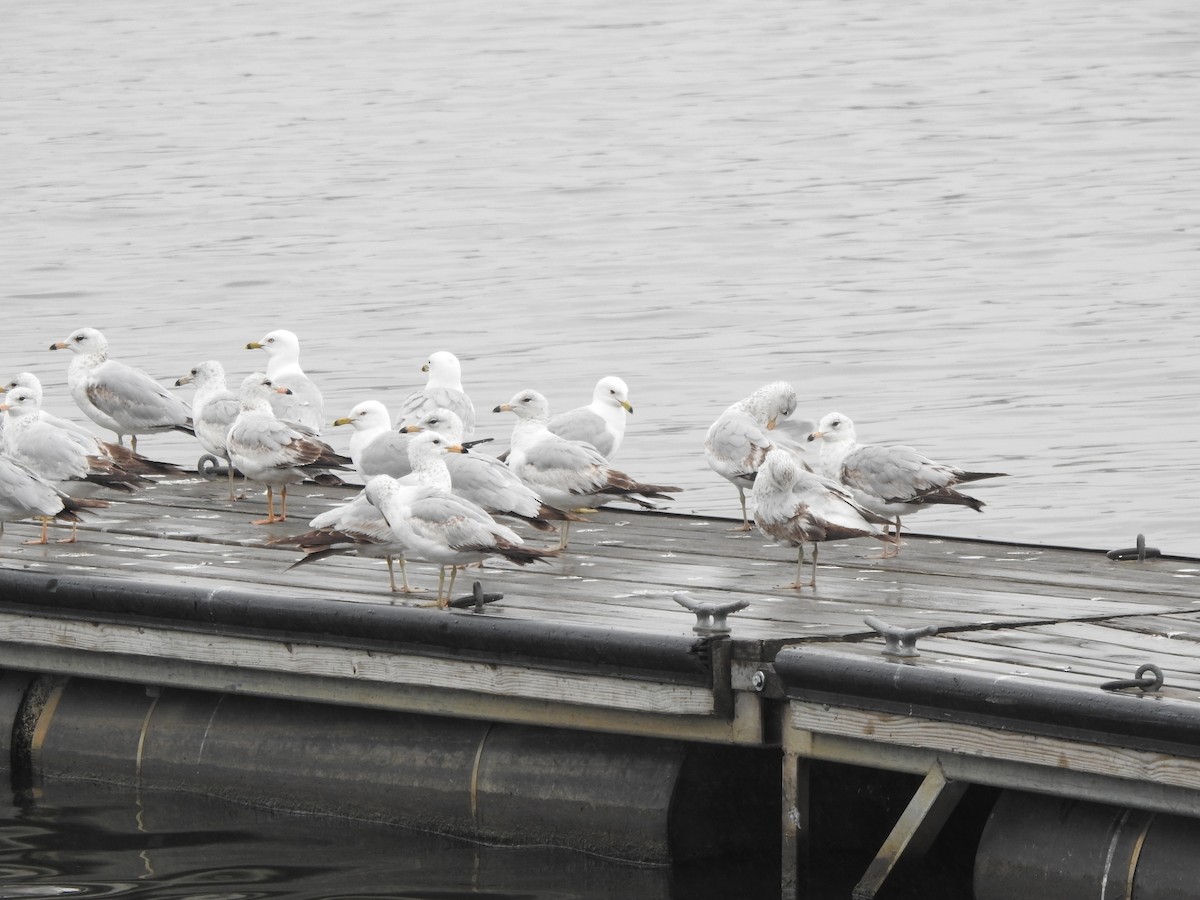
672, 591, 749, 635
1107, 533, 1161, 561
864, 616, 938, 658
448, 581, 504, 612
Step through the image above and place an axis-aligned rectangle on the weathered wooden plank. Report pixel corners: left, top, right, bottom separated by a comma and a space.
788, 700, 1200, 792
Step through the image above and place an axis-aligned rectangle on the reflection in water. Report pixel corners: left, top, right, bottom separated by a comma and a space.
0, 783, 778, 900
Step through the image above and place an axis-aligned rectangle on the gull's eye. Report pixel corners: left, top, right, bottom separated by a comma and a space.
74, 334, 85, 343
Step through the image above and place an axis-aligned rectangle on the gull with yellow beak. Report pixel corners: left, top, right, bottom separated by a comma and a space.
547, 376, 633, 460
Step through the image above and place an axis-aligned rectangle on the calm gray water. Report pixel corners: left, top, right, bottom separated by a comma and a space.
2, 0, 1199, 893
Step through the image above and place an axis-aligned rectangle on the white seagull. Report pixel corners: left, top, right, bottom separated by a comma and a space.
226, 373, 351, 524
49, 327, 194, 452
396, 350, 476, 438
0, 454, 109, 544
703, 381, 802, 531
753, 447, 896, 589
271, 429, 467, 594
547, 376, 633, 459
402, 407, 579, 534
495, 389, 681, 549
333, 399, 417, 480
246, 329, 324, 434
808, 411, 1006, 556
364, 432, 556, 607
175, 360, 243, 499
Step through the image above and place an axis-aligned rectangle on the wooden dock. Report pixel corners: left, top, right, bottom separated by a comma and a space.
0, 471, 1198, 897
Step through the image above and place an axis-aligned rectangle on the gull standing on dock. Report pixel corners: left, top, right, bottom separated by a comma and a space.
704, 381, 802, 531
495, 389, 681, 549
333, 399, 417, 480
175, 360, 243, 500
396, 351, 476, 438
0, 454, 108, 544
547, 376, 633, 459
226, 373, 351, 524
1, 387, 150, 493
753, 446, 896, 589
402, 408, 579, 534
246, 329, 324, 434
49, 327, 194, 453
808, 412, 1006, 557
2, 373, 185, 479
366, 432, 557, 607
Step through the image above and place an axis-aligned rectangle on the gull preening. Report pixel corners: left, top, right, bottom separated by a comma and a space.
246, 329, 324, 434
226, 373, 351, 524
704, 381, 801, 531
547, 376, 633, 459
495, 389, 681, 549
50, 327, 194, 453
753, 447, 896, 589
808, 411, 1006, 556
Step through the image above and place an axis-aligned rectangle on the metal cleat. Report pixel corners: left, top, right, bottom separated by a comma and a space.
672, 591, 749, 635
864, 616, 938, 658
448, 581, 504, 612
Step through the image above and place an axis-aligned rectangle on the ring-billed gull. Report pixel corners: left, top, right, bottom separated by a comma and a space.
366, 432, 558, 606
401, 408, 580, 534
333, 400, 416, 480
808, 411, 1006, 557
494, 389, 681, 549
547, 376, 632, 459
246, 329, 324, 434
3, 372, 96, 445
0, 454, 109, 544
3, 372, 185, 479
753, 446, 896, 589
703, 381, 801, 531
396, 351, 475, 438
1, 387, 148, 493
175, 360, 243, 499
49, 327, 194, 452
226, 373, 351, 524
270, 427, 467, 594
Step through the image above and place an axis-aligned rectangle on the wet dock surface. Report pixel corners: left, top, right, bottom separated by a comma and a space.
2, 472, 1196, 695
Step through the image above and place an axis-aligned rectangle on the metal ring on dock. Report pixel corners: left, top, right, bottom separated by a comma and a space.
197, 454, 225, 480
1099, 663, 1164, 693
1106, 534, 1161, 561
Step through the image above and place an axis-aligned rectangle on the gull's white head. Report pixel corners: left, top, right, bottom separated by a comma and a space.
176, 360, 227, 389
421, 351, 464, 389
595, 376, 633, 414
51, 327, 108, 357
493, 390, 551, 423
334, 399, 391, 432
247, 329, 301, 360
410, 407, 466, 442
744, 381, 798, 430
808, 411, 856, 445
